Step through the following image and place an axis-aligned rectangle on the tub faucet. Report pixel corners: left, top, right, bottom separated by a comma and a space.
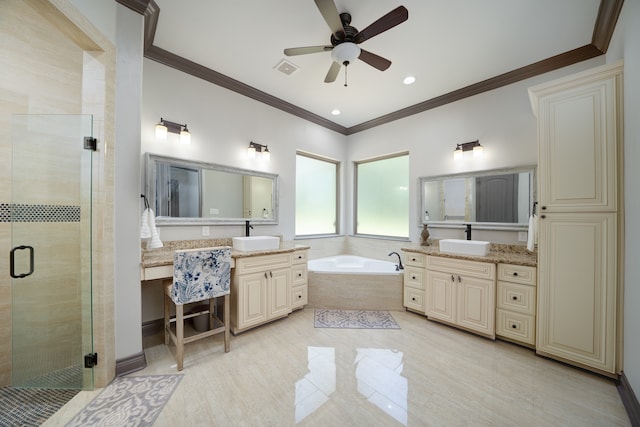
245, 220, 253, 237
465, 224, 472, 240
388, 252, 404, 271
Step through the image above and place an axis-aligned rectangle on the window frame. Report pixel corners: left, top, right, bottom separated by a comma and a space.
353, 151, 410, 240
295, 150, 341, 238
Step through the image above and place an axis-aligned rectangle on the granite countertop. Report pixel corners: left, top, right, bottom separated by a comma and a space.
141, 238, 310, 268
401, 241, 537, 267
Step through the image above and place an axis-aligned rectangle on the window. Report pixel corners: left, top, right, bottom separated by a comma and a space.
296, 152, 339, 236
355, 153, 409, 238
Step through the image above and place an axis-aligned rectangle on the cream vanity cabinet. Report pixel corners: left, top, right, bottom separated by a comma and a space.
529, 61, 622, 375
231, 253, 292, 334
425, 256, 496, 338
496, 264, 537, 346
403, 252, 426, 314
291, 250, 309, 310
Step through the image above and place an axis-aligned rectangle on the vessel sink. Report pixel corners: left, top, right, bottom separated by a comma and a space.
439, 239, 491, 256
232, 236, 280, 252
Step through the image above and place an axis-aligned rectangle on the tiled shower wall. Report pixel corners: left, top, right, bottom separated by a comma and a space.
0, 0, 115, 388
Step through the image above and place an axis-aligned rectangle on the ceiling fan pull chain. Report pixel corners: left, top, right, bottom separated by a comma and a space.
344, 61, 349, 87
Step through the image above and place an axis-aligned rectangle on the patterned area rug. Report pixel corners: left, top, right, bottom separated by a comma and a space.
0, 387, 79, 427
65, 375, 183, 427
314, 309, 400, 329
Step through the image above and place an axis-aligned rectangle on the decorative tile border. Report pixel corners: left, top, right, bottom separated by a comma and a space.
0, 203, 80, 223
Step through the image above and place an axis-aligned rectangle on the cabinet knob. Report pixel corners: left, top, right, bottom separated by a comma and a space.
541, 206, 547, 210
270, 271, 273, 278
298, 295, 302, 299
298, 273, 302, 277
513, 272, 518, 277
264, 272, 268, 279
412, 258, 416, 262
412, 297, 416, 301
541, 215, 546, 219
457, 275, 462, 283
512, 296, 518, 301
298, 255, 302, 259
412, 276, 416, 280
451, 275, 455, 282
511, 324, 517, 329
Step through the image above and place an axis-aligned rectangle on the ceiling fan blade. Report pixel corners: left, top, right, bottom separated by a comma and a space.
324, 61, 341, 83
354, 6, 408, 44
314, 0, 345, 39
358, 49, 392, 71
284, 46, 333, 56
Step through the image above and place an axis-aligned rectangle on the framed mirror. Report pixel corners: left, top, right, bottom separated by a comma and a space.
419, 166, 536, 229
144, 153, 279, 225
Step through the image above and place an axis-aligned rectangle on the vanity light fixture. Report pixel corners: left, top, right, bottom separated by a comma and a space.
453, 140, 483, 160
247, 141, 271, 161
155, 118, 191, 144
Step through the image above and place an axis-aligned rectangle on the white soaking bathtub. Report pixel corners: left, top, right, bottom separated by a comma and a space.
307, 255, 403, 310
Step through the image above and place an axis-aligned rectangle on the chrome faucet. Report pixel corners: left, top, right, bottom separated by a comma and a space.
245, 220, 253, 237
465, 224, 472, 240
388, 252, 404, 271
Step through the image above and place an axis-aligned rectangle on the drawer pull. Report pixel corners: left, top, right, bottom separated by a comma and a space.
412, 297, 416, 301
298, 255, 303, 259
513, 272, 519, 277
298, 273, 302, 277
512, 296, 518, 301
451, 275, 455, 282
264, 272, 268, 279
298, 295, 302, 299
412, 275, 416, 280
511, 324, 518, 329
411, 257, 416, 262
270, 271, 273, 278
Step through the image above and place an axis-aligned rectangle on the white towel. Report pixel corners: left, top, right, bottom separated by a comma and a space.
526, 214, 537, 251
140, 208, 151, 239
146, 208, 164, 249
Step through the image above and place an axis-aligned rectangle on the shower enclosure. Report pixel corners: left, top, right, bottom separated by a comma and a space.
10, 114, 95, 389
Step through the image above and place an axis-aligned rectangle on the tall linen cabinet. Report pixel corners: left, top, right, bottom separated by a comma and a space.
528, 61, 623, 376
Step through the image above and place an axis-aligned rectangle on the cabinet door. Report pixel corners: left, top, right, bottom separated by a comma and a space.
537, 212, 617, 373
269, 268, 291, 319
457, 275, 495, 337
536, 74, 618, 212
426, 270, 455, 324
237, 272, 268, 330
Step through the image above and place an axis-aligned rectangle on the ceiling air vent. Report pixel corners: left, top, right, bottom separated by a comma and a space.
274, 59, 300, 76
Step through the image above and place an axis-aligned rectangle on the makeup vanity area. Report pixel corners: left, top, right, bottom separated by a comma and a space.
141, 239, 310, 334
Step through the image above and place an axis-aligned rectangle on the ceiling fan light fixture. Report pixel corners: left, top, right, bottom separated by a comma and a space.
331, 42, 361, 65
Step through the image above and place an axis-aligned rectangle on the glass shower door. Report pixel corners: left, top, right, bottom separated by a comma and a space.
10, 114, 94, 389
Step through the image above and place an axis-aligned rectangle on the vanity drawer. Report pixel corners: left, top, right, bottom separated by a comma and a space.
292, 285, 307, 309
234, 253, 291, 274
404, 266, 425, 290
404, 252, 426, 268
291, 264, 307, 285
496, 309, 535, 345
404, 288, 425, 313
497, 281, 536, 315
426, 256, 495, 280
497, 264, 536, 286
291, 250, 308, 265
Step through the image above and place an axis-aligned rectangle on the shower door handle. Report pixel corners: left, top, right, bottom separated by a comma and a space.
10, 245, 34, 279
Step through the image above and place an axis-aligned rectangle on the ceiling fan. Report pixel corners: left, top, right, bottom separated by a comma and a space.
283, 0, 408, 85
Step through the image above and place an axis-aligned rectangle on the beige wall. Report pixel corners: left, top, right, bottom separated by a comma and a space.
0, 0, 115, 388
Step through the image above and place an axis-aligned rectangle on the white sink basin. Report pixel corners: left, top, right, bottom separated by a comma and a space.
232, 236, 280, 252
439, 239, 491, 256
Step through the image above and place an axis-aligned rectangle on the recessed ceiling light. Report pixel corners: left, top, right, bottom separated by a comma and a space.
331, 109, 341, 115
403, 76, 416, 85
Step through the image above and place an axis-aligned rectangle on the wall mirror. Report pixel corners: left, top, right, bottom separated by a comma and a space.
419, 166, 536, 229
144, 153, 279, 225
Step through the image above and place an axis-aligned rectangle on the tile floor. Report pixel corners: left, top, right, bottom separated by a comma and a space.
43, 309, 631, 426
